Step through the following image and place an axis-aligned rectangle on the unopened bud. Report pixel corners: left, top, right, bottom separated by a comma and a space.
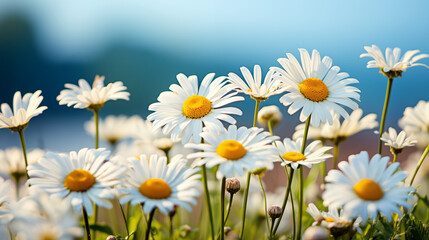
302, 226, 330, 240
106, 236, 117, 240
226, 178, 240, 194
268, 205, 282, 219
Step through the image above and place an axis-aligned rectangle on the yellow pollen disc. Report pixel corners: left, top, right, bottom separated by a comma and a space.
353, 179, 384, 201
139, 178, 172, 199
64, 169, 96, 192
282, 151, 306, 162
182, 95, 212, 119
324, 217, 335, 223
299, 78, 329, 102
216, 140, 247, 161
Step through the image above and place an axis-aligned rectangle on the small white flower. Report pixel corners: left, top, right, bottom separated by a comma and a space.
148, 73, 244, 144
381, 127, 417, 151
186, 125, 278, 179
28, 148, 125, 216
84, 115, 136, 145
0, 147, 44, 182
0, 90, 47, 131
307, 203, 362, 233
399, 100, 429, 149
360, 45, 429, 74
57, 75, 129, 111
257, 105, 283, 128
275, 138, 332, 170
118, 154, 200, 215
323, 151, 415, 222
227, 65, 285, 101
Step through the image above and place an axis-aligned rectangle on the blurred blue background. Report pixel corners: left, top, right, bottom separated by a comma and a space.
1, 0, 428, 154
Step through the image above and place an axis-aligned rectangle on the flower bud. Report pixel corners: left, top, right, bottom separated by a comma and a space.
302, 226, 330, 240
268, 205, 282, 219
226, 178, 240, 194
258, 105, 282, 128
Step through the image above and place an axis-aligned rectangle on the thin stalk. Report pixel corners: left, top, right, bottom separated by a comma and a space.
267, 119, 274, 136
320, 161, 326, 184
118, 200, 130, 237
253, 100, 261, 127
17, 130, 30, 180
392, 152, 398, 163
93, 109, 100, 149
82, 207, 91, 240
258, 176, 270, 233
272, 167, 294, 235
269, 218, 275, 240
297, 116, 311, 240
145, 208, 156, 240
92, 205, 98, 240
201, 164, 215, 240
378, 78, 393, 154
291, 189, 296, 239
240, 172, 251, 239
220, 177, 226, 240
409, 145, 429, 186
169, 215, 174, 240
224, 194, 234, 224
332, 142, 340, 169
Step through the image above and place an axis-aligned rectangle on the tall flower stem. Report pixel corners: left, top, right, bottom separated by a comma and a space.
409, 145, 429, 186
220, 177, 226, 240
82, 207, 91, 240
240, 99, 261, 239
118, 200, 130, 237
201, 164, 215, 240
224, 194, 234, 224
93, 109, 100, 149
332, 142, 340, 169
169, 215, 174, 240
145, 208, 156, 240
269, 217, 275, 240
392, 152, 398, 163
297, 115, 311, 240
258, 176, 270, 233
272, 167, 294, 235
17, 130, 30, 180
378, 77, 393, 154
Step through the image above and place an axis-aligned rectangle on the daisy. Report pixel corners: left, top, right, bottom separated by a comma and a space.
57, 75, 129, 111
118, 154, 200, 215
84, 115, 136, 145
27, 148, 125, 216
381, 127, 417, 152
147, 73, 244, 144
399, 100, 429, 149
360, 45, 429, 78
293, 108, 378, 143
275, 138, 332, 170
273, 49, 360, 127
257, 105, 283, 129
227, 65, 285, 101
186, 125, 278, 179
0, 147, 44, 183
0, 90, 47, 132
323, 151, 415, 222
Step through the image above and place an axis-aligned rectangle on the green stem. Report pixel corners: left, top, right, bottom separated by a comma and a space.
224, 194, 234, 224
409, 145, 429, 186
118, 200, 130, 237
269, 218, 275, 240
392, 152, 398, 163
273, 167, 294, 235
93, 109, 99, 149
320, 161, 326, 184
169, 215, 174, 240
145, 208, 156, 240
267, 119, 274, 136
291, 188, 296, 240
220, 177, 226, 240
253, 100, 261, 127
378, 77, 394, 154
240, 172, 252, 239
332, 142, 340, 169
258, 176, 270, 233
18, 130, 30, 180
82, 207, 91, 240
92, 205, 98, 240
202, 164, 215, 240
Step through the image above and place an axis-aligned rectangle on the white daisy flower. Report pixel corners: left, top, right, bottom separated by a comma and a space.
227, 65, 285, 101
273, 49, 360, 127
147, 73, 244, 144
0, 147, 44, 183
274, 138, 332, 170
130, 116, 176, 152
307, 203, 362, 234
293, 108, 378, 142
186, 125, 278, 179
84, 115, 136, 145
380, 127, 417, 151
57, 75, 130, 111
399, 100, 429, 149
257, 105, 283, 129
27, 148, 125, 216
118, 154, 200, 215
323, 151, 415, 222
360, 45, 429, 77
0, 90, 47, 132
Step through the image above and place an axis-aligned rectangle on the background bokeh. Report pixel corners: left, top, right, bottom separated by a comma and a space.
1, 0, 428, 159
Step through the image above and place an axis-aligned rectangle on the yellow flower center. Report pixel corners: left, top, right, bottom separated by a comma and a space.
299, 78, 329, 102
353, 179, 384, 201
64, 169, 96, 192
182, 95, 212, 119
282, 151, 306, 162
139, 178, 172, 199
216, 140, 247, 160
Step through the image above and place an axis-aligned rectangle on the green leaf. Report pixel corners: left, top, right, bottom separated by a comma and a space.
89, 223, 114, 235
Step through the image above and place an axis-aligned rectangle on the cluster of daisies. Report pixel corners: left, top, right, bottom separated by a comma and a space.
0, 46, 428, 240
